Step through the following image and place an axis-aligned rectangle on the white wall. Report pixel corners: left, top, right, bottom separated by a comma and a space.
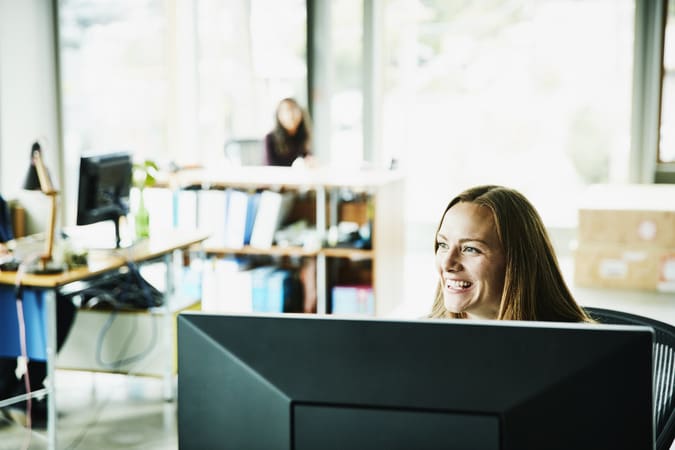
0, 0, 61, 234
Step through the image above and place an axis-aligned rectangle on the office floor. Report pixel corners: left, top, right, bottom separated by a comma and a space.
0, 372, 175, 450
0, 242, 673, 449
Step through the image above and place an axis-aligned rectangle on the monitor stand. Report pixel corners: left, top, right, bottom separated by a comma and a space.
114, 215, 123, 249
65, 217, 135, 253
27, 258, 66, 275
111, 215, 138, 250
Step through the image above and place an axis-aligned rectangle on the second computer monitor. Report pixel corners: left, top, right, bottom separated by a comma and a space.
76, 152, 133, 248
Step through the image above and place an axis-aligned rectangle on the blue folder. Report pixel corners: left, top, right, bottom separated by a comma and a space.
0, 287, 47, 361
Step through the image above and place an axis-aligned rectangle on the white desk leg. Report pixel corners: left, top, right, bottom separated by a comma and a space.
45, 289, 57, 450
316, 253, 326, 315
316, 186, 327, 314
162, 253, 174, 401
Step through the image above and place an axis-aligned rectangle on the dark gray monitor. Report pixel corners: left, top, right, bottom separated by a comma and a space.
76, 152, 132, 248
177, 313, 653, 450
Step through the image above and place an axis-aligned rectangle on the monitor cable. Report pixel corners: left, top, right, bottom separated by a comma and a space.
64, 251, 167, 449
9, 251, 44, 450
62, 318, 160, 450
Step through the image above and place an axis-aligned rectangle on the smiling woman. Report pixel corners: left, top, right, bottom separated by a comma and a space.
428, 185, 593, 322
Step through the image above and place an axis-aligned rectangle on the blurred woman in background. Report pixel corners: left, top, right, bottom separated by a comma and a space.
264, 97, 314, 167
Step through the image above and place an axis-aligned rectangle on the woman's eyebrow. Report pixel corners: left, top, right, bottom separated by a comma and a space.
436, 233, 490, 246
458, 237, 490, 246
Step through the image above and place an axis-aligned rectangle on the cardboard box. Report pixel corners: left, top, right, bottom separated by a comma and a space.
574, 243, 675, 292
578, 209, 675, 247
578, 184, 675, 247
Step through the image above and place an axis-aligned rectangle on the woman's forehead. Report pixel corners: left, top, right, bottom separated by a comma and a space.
440, 202, 499, 242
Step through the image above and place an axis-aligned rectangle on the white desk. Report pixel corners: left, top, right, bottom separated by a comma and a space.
0, 230, 207, 450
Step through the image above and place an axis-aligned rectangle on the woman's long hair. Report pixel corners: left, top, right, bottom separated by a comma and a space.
272, 98, 312, 156
429, 185, 593, 322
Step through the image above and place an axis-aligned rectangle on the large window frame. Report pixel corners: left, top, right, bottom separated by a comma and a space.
634, 0, 671, 183
655, 0, 675, 182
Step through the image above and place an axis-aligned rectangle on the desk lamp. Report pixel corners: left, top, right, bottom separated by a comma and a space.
22, 142, 64, 274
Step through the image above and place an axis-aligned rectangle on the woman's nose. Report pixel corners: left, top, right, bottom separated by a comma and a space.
442, 247, 462, 271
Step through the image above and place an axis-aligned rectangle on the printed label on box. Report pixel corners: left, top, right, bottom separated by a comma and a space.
637, 220, 657, 241
622, 251, 647, 262
598, 259, 628, 279
660, 255, 675, 282
657, 254, 675, 292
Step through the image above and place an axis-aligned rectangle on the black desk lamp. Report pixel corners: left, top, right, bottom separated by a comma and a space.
22, 142, 64, 274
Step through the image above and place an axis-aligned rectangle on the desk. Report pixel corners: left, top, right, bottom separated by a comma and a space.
0, 230, 207, 450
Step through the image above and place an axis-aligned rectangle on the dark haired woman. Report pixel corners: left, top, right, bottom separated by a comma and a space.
264, 98, 314, 167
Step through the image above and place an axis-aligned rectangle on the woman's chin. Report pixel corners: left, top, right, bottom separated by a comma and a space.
443, 296, 467, 314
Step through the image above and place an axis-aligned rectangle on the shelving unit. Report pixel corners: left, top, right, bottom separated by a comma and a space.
169, 166, 405, 316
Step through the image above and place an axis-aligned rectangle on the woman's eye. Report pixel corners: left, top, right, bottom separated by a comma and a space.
436, 241, 448, 250
463, 246, 479, 254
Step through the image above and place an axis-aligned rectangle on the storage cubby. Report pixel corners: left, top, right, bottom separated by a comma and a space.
171, 166, 405, 316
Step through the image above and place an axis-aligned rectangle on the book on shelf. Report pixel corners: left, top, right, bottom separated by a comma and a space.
197, 189, 228, 246
173, 189, 198, 231
331, 285, 374, 316
250, 266, 277, 312
223, 188, 249, 248
201, 257, 252, 313
243, 191, 261, 246
249, 190, 294, 249
142, 187, 173, 237
245, 267, 305, 313
281, 270, 304, 312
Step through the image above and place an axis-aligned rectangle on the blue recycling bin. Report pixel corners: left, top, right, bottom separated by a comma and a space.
0, 287, 47, 361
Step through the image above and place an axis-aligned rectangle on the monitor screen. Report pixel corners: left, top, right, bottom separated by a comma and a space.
177, 313, 654, 450
76, 152, 132, 247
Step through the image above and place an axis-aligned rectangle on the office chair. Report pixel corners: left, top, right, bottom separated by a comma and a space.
224, 138, 265, 166
584, 307, 675, 450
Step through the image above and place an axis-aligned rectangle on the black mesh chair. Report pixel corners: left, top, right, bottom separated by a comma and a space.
585, 307, 675, 450
224, 138, 265, 166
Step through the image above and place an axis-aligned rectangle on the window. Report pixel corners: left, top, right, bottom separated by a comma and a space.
196, 0, 307, 163
58, 0, 638, 229
57, 0, 307, 223
57, 0, 170, 222
380, 0, 635, 227
329, 0, 364, 166
660, 0, 675, 163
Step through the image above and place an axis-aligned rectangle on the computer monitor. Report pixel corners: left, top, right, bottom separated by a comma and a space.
177, 313, 654, 450
76, 152, 133, 248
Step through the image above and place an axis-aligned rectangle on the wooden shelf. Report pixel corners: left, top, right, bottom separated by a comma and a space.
166, 166, 403, 191
203, 245, 318, 258
321, 247, 373, 259
179, 166, 405, 316
202, 245, 373, 260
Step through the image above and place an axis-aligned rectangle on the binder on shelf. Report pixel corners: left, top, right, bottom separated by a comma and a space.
265, 269, 287, 313
251, 266, 276, 312
143, 187, 173, 236
223, 189, 249, 248
198, 189, 228, 246
244, 191, 261, 246
266, 269, 304, 313
174, 189, 198, 231
201, 257, 253, 313
331, 285, 374, 316
249, 190, 294, 249
281, 270, 304, 313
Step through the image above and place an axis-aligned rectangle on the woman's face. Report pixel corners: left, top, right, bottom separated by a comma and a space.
277, 101, 303, 135
435, 201, 506, 320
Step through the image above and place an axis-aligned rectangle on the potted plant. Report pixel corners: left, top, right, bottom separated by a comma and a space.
132, 159, 159, 239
